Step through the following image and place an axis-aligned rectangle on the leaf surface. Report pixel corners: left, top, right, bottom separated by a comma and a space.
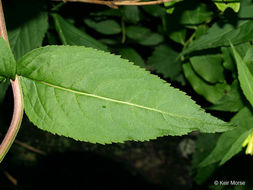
231, 43, 253, 107
122, 6, 141, 24
8, 12, 48, 60
119, 48, 145, 68
200, 107, 253, 167
52, 14, 108, 51
148, 45, 181, 80
84, 19, 121, 35
213, 0, 240, 12
17, 46, 232, 144
183, 0, 253, 55
209, 80, 245, 112
0, 38, 16, 79
190, 55, 224, 83
126, 26, 164, 46
183, 63, 229, 104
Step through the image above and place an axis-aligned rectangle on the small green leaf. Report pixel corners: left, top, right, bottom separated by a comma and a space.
52, 14, 108, 51
148, 45, 181, 80
168, 29, 186, 45
231, 43, 253, 107
213, 0, 240, 12
126, 26, 164, 46
8, 12, 48, 60
243, 46, 253, 74
170, 0, 213, 26
119, 48, 145, 68
0, 38, 16, 80
84, 19, 121, 35
209, 80, 245, 112
4, 0, 48, 60
122, 6, 141, 24
183, 63, 229, 104
222, 42, 251, 72
200, 107, 253, 167
183, 2, 253, 55
142, 5, 166, 17
190, 55, 225, 84
18, 46, 232, 144
164, 0, 180, 14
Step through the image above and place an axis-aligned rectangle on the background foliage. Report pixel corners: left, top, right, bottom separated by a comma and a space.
0, 0, 253, 189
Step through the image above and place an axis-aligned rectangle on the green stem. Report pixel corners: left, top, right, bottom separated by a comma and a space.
0, 0, 24, 163
121, 18, 126, 44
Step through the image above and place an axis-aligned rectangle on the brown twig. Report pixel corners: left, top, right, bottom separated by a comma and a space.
52, 0, 176, 8
3, 171, 18, 186
0, 0, 24, 163
14, 139, 47, 156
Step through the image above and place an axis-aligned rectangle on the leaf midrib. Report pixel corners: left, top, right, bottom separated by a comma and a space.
21, 76, 227, 126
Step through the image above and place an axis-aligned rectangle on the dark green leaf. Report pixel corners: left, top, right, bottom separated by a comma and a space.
126, 26, 164, 46
8, 12, 48, 60
183, 1, 253, 54
148, 45, 181, 80
222, 42, 251, 72
52, 14, 108, 51
122, 6, 140, 24
231, 43, 253, 107
183, 63, 229, 103
84, 19, 121, 35
171, 0, 213, 26
190, 54, 225, 83
142, 5, 166, 17
168, 29, 186, 45
0, 38, 16, 79
209, 80, 245, 112
119, 48, 145, 68
200, 107, 253, 166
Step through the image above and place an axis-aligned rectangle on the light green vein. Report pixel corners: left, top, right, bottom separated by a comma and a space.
20, 76, 230, 127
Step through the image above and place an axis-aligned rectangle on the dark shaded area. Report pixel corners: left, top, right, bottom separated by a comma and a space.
1, 0, 253, 190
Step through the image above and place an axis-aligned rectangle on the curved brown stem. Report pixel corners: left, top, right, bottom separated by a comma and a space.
52, 0, 178, 8
0, 0, 24, 163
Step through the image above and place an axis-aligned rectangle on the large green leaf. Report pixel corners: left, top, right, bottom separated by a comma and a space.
0, 38, 16, 80
200, 107, 253, 167
231, 43, 253, 107
17, 46, 232, 144
147, 45, 181, 80
52, 14, 108, 51
8, 12, 48, 60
